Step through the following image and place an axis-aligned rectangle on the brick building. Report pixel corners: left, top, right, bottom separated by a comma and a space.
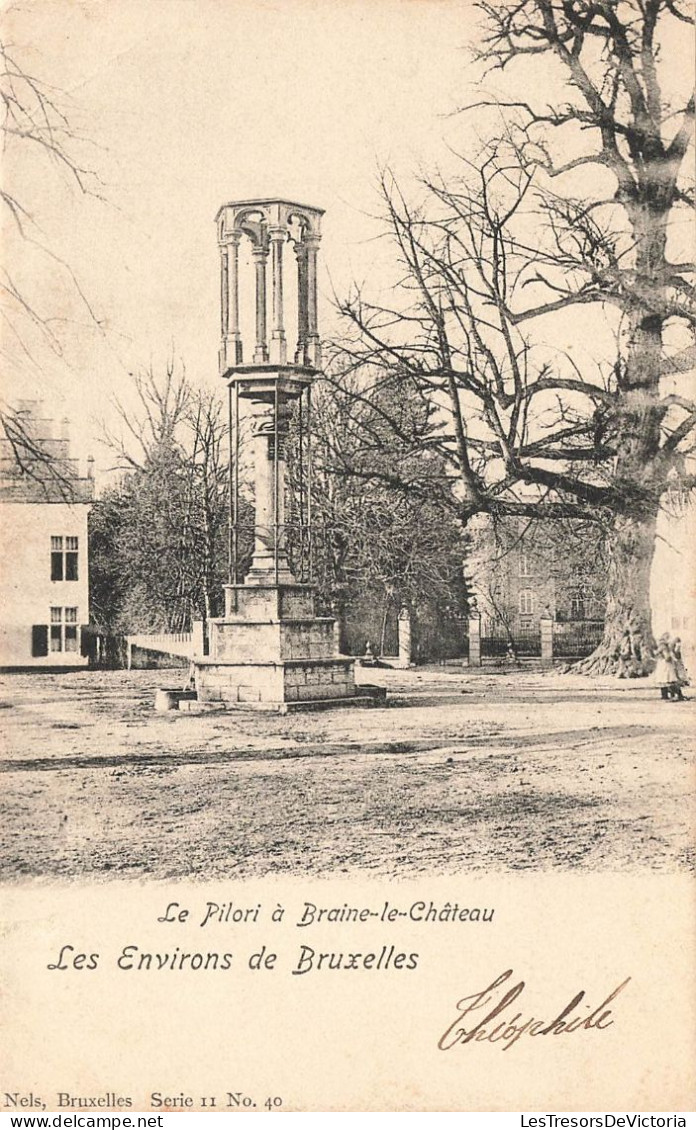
0, 401, 94, 668
467, 514, 606, 634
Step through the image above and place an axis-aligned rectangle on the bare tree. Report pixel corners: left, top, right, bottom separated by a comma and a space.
307, 374, 469, 655
101, 360, 193, 475
334, 0, 695, 675
1, 38, 103, 477
96, 361, 231, 635
186, 390, 230, 625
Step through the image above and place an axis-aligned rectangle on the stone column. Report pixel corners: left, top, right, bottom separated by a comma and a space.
294, 242, 309, 365
305, 234, 321, 368
397, 608, 412, 669
540, 615, 554, 667
249, 402, 274, 575
252, 244, 269, 364
468, 613, 482, 667
246, 399, 294, 583
269, 227, 287, 365
219, 233, 242, 371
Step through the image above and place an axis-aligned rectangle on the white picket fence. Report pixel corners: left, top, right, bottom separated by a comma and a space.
126, 630, 194, 668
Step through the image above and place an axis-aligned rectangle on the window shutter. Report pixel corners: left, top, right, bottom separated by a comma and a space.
31, 625, 49, 657
80, 625, 91, 658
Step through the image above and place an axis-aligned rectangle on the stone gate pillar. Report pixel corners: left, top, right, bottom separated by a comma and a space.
397, 607, 412, 669
468, 613, 482, 667
540, 614, 554, 667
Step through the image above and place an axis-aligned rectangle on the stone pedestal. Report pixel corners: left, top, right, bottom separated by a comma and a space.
194, 583, 380, 711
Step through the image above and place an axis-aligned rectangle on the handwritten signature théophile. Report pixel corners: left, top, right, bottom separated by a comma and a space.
438, 969, 630, 1052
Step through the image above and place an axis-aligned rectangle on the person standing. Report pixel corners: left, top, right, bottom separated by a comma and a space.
670, 637, 689, 700
653, 635, 679, 701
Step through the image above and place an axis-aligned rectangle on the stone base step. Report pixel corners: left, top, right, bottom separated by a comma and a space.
221, 685, 386, 713
178, 698, 227, 714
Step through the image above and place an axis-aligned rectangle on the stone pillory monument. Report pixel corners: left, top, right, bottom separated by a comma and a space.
192, 198, 381, 711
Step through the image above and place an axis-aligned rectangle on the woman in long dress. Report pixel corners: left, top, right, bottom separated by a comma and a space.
653, 635, 679, 700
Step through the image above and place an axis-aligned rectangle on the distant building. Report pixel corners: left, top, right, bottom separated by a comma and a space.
0, 401, 94, 668
467, 514, 606, 633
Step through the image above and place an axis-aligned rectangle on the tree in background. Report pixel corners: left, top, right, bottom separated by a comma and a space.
93, 361, 468, 662
335, 0, 694, 674
93, 362, 232, 637
1, 40, 103, 478
308, 373, 470, 658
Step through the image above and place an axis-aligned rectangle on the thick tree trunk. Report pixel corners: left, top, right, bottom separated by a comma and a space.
573, 511, 657, 676
574, 198, 668, 677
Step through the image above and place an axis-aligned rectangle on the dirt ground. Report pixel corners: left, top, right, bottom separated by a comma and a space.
0, 665, 693, 879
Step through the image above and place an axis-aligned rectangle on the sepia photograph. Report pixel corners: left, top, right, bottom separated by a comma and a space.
0, 0, 694, 1114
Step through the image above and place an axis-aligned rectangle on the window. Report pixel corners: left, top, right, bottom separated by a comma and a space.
570, 585, 590, 620
50, 607, 79, 652
519, 550, 532, 577
50, 536, 79, 581
50, 537, 63, 581
66, 537, 79, 580
519, 589, 534, 615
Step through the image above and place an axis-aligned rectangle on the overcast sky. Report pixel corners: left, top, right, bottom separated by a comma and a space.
2, 0, 489, 474
3, 0, 692, 481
